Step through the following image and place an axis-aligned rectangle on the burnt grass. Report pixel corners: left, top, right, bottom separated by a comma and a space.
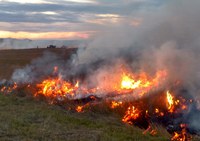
0, 48, 198, 141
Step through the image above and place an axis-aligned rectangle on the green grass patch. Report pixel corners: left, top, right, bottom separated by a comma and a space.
0, 94, 171, 141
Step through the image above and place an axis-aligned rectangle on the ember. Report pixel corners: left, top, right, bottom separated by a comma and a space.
122, 106, 141, 124
0, 81, 17, 94
76, 105, 84, 113
171, 124, 192, 141
111, 101, 123, 109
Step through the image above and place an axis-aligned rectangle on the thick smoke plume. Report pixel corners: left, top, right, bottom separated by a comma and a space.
77, 0, 200, 95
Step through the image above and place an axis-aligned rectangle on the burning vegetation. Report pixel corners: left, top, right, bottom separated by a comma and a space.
0, 60, 199, 141
1, 1, 200, 140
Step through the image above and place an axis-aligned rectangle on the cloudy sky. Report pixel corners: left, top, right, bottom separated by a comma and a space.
0, 0, 164, 40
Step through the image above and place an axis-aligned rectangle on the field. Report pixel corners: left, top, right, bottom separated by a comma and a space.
0, 48, 198, 141
0, 48, 76, 80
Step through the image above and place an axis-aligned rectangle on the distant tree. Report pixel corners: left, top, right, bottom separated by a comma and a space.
47, 45, 56, 48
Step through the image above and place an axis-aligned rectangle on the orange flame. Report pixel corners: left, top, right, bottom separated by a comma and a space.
167, 91, 174, 112
121, 74, 141, 89
36, 77, 78, 99
111, 101, 123, 109
76, 106, 84, 113
171, 124, 192, 141
143, 126, 157, 136
122, 106, 140, 124
0, 82, 17, 94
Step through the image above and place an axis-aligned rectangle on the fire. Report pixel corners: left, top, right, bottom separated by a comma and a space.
171, 124, 192, 141
1, 64, 196, 140
120, 71, 163, 91
111, 101, 123, 109
34, 67, 168, 102
36, 77, 78, 99
76, 106, 84, 113
122, 106, 140, 124
0, 82, 17, 94
155, 108, 159, 114
167, 91, 174, 112
143, 126, 157, 136
121, 74, 141, 89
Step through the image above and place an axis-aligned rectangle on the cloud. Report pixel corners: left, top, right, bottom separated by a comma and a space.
0, 0, 52, 4
0, 0, 164, 39
0, 31, 92, 40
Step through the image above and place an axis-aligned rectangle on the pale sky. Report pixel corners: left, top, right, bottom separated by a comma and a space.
0, 0, 163, 40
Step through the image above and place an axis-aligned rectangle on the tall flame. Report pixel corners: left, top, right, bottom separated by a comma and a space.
167, 91, 174, 112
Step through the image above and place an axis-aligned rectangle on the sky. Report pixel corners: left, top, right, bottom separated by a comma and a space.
0, 0, 164, 40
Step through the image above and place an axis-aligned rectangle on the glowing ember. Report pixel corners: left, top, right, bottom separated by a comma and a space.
111, 101, 123, 109
0, 82, 17, 94
155, 108, 159, 113
143, 126, 157, 136
122, 106, 140, 124
171, 124, 192, 141
76, 106, 84, 112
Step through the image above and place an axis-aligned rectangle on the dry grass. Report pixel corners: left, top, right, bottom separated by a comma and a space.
0, 48, 76, 79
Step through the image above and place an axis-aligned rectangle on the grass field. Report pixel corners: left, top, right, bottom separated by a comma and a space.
0, 94, 171, 141
0, 48, 76, 79
0, 48, 198, 141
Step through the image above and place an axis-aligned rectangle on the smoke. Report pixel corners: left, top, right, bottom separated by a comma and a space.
74, 0, 200, 130
77, 0, 200, 90
11, 52, 74, 84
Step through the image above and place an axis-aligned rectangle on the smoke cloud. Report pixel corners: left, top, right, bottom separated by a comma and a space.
77, 0, 200, 93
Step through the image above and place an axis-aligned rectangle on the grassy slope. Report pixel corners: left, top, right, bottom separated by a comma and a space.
0, 48, 196, 141
0, 94, 170, 141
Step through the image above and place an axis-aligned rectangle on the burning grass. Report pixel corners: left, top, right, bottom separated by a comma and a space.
0, 48, 200, 141
1, 68, 199, 141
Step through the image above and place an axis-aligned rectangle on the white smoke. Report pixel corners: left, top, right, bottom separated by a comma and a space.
75, 0, 200, 130
77, 0, 200, 91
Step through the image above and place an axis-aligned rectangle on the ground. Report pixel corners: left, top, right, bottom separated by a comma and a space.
0, 94, 171, 141
0, 48, 198, 141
